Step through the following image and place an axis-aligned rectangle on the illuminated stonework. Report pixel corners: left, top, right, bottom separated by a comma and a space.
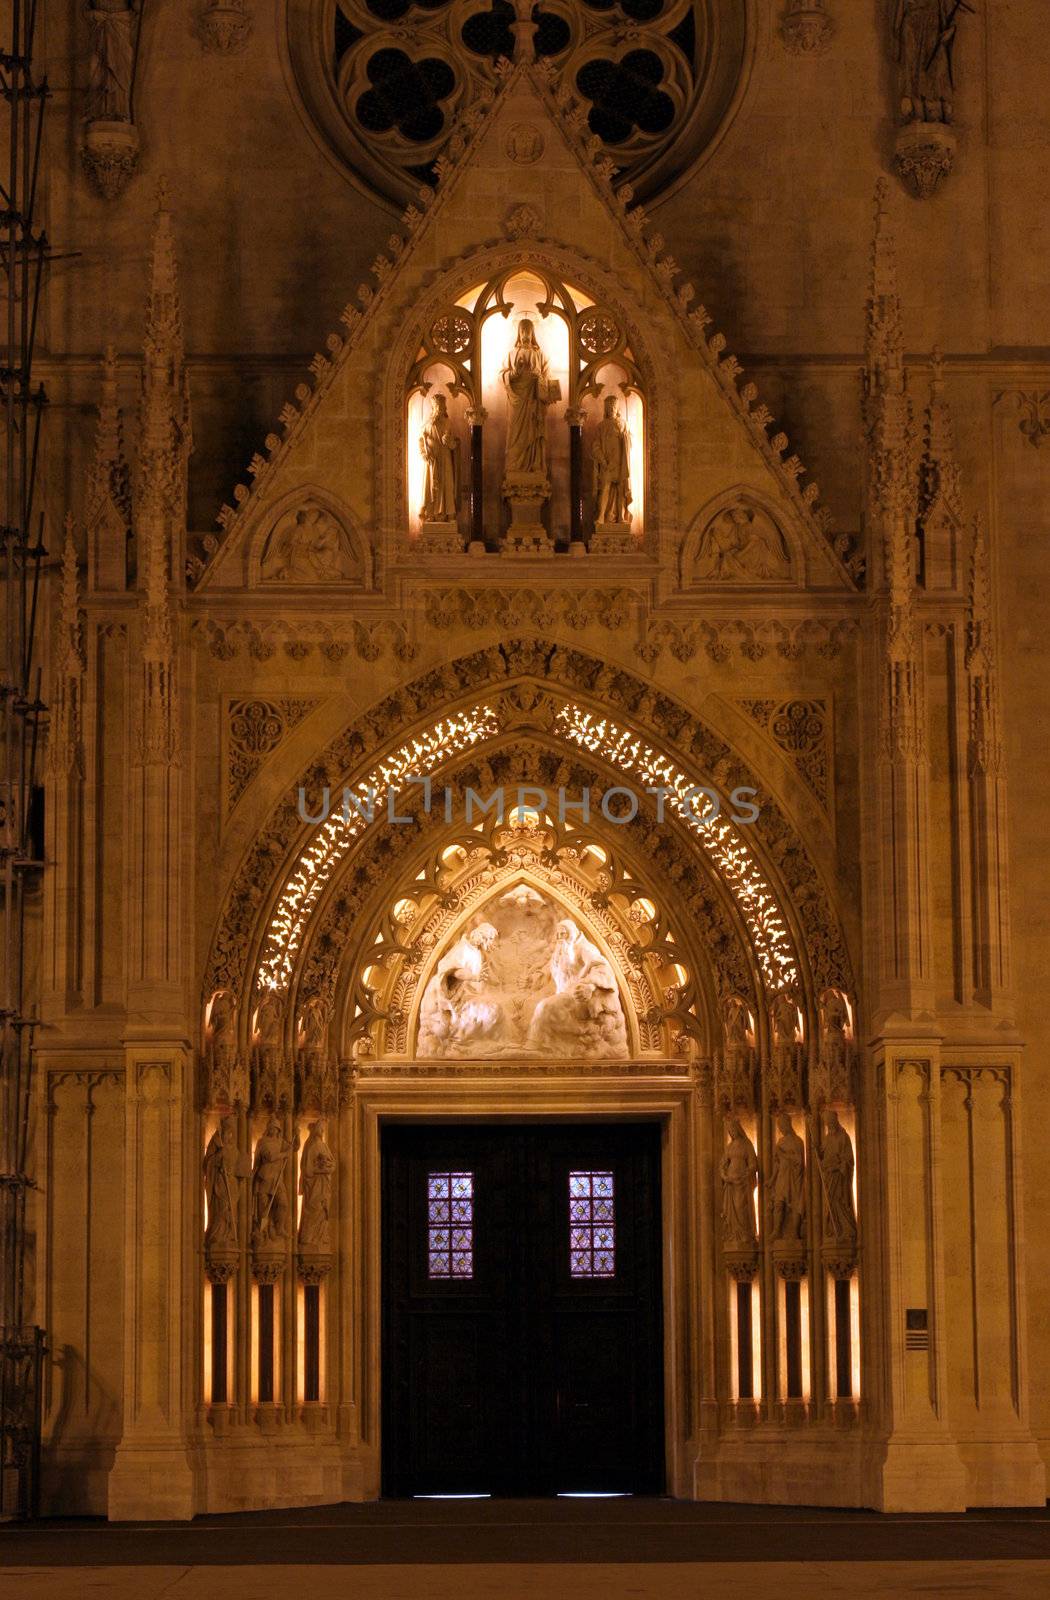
256, 704, 500, 991
255, 694, 797, 999
554, 703, 798, 990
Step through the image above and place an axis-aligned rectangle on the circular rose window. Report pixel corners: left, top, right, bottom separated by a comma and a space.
284, 0, 751, 212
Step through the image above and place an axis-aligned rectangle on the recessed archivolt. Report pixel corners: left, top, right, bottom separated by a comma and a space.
203, 641, 853, 1045
290, 751, 744, 1065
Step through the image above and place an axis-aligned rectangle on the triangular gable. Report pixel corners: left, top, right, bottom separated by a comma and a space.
191, 60, 861, 594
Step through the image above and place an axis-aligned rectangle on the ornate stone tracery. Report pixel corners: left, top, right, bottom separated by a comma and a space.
284, 0, 750, 211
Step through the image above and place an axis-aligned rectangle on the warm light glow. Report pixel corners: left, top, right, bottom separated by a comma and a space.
256, 696, 798, 995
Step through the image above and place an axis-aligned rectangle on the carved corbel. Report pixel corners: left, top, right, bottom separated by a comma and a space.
192, 0, 252, 53
780, 0, 834, 55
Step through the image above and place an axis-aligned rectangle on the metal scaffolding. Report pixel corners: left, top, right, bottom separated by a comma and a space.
1, 0, 50, 1520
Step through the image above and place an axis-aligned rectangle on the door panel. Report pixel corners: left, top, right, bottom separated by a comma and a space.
382, 1122, 664, 1497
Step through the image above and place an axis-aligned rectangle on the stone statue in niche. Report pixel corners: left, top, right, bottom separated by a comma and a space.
298, 1119, 336, 1253
501, 320, 560, 553
891, 0, 971, 197
692, 505, 791, 582
203, 1115, 244, 1251
819, 1109, 857, 1246
894, 0, 971, 124
720, 1117, 759, 1250
592, 396, 632, 528
86, 0, 136, 121
419, 393, 459, 523
502, 319, 559, 476
525, 918, 628, 1056
770, 1112, 806, 1243
82, 0, 140, 199
251, 1116, 299, 1247
260, 506, 359, 584
416, 888, 628, 1059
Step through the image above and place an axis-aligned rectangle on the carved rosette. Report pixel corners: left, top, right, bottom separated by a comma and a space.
780, 1, 834, 55
81, 120, 140, 201
894, 121, 956, 200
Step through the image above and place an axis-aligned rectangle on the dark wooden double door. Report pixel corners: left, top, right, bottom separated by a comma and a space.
382, 1122, 664, 1497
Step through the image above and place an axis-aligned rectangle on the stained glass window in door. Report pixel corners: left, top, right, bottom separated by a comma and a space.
427, 1170, 474, 1278
569, 1170, 616, 1277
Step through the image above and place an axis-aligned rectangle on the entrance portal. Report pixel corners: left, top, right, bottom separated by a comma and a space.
381, 1122, 664, 1497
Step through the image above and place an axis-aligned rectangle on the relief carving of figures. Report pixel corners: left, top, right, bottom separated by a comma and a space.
592, 396, 632, 526
251, 1116, 299, 1247
525, 917, 628, 1057
717, 995, 756, 1110
298, 1119, 336, 1253
895, 0, 971, 124
203, 1115, 246, 1255
416, 890, 628, 1060
769, 990, 802, 1108
720, 1117, 759, 1251
418, 922, 514, 1056
692, 505, 791, 583
818, 1110, 857, 1248
260, 506, 360, 584
501, 319, 559, 478
252, 989, 289, 1111
770, 1113, 806, 1243
419, 393, 459, 523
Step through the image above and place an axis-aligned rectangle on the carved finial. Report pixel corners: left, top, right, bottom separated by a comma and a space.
87, 343, 131, 527
59, 515, 84, 668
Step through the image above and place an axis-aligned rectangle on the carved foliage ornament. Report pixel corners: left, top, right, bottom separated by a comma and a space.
890, 0, 974, 199
285, 0, 749, 209
205, 643, 853, 1023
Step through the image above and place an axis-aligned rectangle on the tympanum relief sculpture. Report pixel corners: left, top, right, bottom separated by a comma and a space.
259, 505, 362, 585
891, 0, 972, 198
687, 503, 792, 584
416, 887, 628, 1060
406, 266, 644, 555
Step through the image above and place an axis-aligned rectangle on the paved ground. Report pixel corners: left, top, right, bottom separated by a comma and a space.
4, 1501, 1050, 1598
2, 1562, 1048, 1599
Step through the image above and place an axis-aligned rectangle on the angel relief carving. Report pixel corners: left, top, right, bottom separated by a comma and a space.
415, 887, 629, 1060
258, 504, 362, 585
685, 502, 792, 585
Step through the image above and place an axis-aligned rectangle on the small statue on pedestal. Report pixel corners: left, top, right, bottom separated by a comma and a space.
501, 319, 560, 554
419, 393, 461, 551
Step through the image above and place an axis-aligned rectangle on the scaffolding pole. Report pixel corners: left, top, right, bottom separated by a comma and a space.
1, 0, 50, 1521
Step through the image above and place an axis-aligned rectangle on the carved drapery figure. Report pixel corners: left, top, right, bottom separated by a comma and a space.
894, 0, 971, 124
203, 1116, 241, 1251
298, 1119, 336, 1252
419, 393, 459, 522
720, 1117, 759, 1250
86, 0, 136, 122
501, 319, 559, 477
418, 922, 508, 1056
695, 505, 791, 582
260, 506, 358, 584
819, 1109, 857, 1246
526, 917, 628, 1057
770, 1112, 806, 1243
251, 1117, 299, 1246
593, 395, 632, 525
